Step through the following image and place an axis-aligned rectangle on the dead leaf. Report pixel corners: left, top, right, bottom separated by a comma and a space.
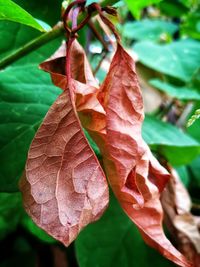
24, 39, 192, 266
87, 43, 191, 267
40, 40, 98, 90
40, 41, 107, 151
162, 167, 200, 266
20, 71, 109, 246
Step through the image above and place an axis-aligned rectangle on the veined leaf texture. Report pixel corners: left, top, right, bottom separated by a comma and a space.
20, 40, 191, 267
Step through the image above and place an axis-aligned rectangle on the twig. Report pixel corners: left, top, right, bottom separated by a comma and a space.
176, 102, 194, 128
156, 99, 176, 119
88, 20, 109, 51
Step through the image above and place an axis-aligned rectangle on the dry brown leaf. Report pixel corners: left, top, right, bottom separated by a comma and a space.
40, 40, 98, 89
79, 43, 191, 266
22, 39, 192, 266
162, 168, 200, 266
20, 42, 109, 246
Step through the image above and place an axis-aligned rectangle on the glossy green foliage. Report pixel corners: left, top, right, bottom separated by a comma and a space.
122, 19, 178, 41
150, 79, 200, 100
133, 39, 200, 82
143, 116, 200, 165
0, 42, 62, 192
0, 0, 46, 31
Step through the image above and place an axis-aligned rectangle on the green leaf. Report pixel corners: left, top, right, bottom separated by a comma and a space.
35, 19, 52, 32
21, 213, 55, 243
150, 79, 200, 100
179, 0, 195, 7
0, 15, 62, 192
14, 0, 62, 26
122, 19, 177, 41
0, 0, 46, 32
143, 115, 200, 165
0, 22, 39, 60
75, 192, 174, 267
0, 24, 62, 65
0, 64, 61, 192
181, 8, 200, 40
125, 0, 163, 19
0, 192, 22, 240
0, 0, 62, 60
187, 106, 200, 142
158, 0, 188, 17
133, 39, 200, 82
187, 109, 200, 127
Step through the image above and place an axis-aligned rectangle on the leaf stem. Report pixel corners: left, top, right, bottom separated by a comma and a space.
0, 23, 65, 70
0, 0, 116, 70
66, 36, 76, 81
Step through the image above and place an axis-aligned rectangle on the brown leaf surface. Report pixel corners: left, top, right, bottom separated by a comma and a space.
40, 40, 98, 90
39, 40, 106, 150
162, 168, 200, 266
23, 39, 192, 265
82, 43, 191, 267
20, 75, 109, 246
40, 40, 107, 148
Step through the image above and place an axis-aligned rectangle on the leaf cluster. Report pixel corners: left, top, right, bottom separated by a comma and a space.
0, 0, 200, 266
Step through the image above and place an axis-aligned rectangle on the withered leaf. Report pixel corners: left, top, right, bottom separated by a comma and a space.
20, 78, 109, 246
21, 37, 192, 266
89, 44, 191, 267
40, 40, 98, 90
40, 40, 106, 145
162, 167, 200, 266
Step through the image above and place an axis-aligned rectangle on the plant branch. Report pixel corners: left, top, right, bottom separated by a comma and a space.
0, 23, 65, 70
156, 99, 176, 119
0, 0, 116, 70
176, 102, 194, 128
88, 20, 109, 51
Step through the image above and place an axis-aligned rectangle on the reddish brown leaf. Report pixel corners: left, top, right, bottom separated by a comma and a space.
82, 43, 191, 267
25, 38, 191, 265
20, 80, 109, 246
40, 40, 98, 90
40, 40, 106, 146
162, 168, 200, 266
39, 39, 106, 147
